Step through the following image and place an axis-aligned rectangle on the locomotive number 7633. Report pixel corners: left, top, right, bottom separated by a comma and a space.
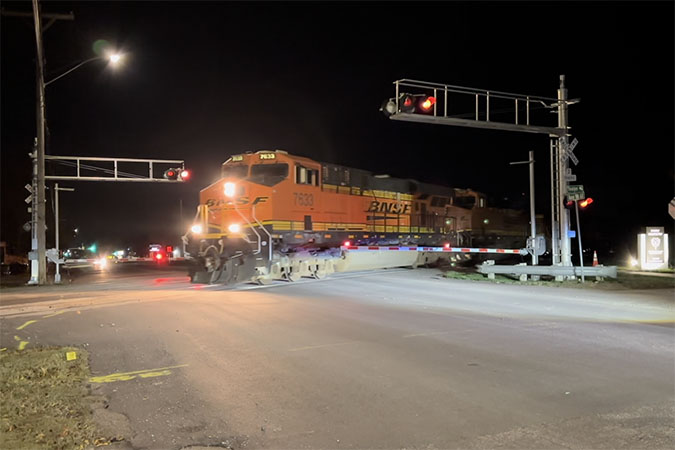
294, 192, 314, 207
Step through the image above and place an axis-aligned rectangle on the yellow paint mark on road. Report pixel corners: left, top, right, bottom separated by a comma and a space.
288, 341, 355, 352
16, 319, 38, 330
18, 341, 29, 351
14, 335, 21, 341
66, 351, 77, 361
42, 310, 67, 318
89, 364, 188, 383
0, 348, 7, 352
138, 370, 172, 378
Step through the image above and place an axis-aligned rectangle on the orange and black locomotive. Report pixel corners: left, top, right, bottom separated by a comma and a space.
184, 150, 528, 283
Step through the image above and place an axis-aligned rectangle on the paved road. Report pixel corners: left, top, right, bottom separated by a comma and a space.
1, 265, 674, 449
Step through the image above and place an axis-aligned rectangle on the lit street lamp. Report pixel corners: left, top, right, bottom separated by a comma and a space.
44, 53, 123, 87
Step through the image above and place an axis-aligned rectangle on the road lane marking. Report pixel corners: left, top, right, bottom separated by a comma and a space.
288, 341, 356, 352
403, 331, 449, 338
0, 348, 7, 352
14, 336, 29, 350
16, 319, 38, 330
42, 311, 67, 318
89, 364, 188, 383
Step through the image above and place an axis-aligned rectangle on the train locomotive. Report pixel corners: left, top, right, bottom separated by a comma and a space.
183, 150, 529, 284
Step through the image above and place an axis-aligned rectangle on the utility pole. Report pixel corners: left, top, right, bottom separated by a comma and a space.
22, 1, 74, 284
557, 75, 572, 268
29, 0, 48, 285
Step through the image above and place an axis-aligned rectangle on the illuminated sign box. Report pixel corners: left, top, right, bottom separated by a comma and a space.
637, 227, 668, 270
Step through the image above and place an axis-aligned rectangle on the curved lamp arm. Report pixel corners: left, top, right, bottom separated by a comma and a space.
44, 56, 104, 87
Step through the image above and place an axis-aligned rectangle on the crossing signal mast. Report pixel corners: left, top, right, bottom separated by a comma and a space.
26, 155, 191, 285
380, 76, 606, 281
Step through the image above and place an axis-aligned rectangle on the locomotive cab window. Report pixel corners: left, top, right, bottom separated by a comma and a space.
250, 163, 289, 187
221, 164, 248, 179
295, 165, 319, 186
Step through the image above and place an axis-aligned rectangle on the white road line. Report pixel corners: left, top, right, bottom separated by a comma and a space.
403, 331, 449, 338
288, 341, 356, 352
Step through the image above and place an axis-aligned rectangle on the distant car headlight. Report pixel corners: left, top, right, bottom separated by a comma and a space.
228, 223, 241, 233
191, 224, 203, 234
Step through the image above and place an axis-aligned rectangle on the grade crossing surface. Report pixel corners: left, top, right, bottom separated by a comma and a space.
1, 266, 673, 449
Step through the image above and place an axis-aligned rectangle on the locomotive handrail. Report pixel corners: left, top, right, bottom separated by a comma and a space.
252, 205, 273, 263
233, 203, 262, 256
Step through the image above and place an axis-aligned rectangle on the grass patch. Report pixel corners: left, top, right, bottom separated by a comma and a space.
0, 346, 108, 449
609, 273, 675, 290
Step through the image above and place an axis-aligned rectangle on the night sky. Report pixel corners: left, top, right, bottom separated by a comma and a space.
2, 1, 673, 261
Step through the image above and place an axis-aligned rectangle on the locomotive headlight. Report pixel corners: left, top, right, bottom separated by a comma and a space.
191, 224, 203, 234
224, 182, 236, 198
228, 223, 241, 233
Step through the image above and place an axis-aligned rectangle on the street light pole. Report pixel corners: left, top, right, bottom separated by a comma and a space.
509, 151, 538, 266
54, 183, 74, 284
528, 150, 537, 266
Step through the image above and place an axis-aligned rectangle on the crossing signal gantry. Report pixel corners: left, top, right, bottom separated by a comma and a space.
381, 76, 582, 277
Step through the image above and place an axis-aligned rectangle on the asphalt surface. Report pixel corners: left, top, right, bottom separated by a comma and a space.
1, 263, 674, 449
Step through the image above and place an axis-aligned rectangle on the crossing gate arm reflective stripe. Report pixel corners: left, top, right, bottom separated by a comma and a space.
340, 246, 527, 255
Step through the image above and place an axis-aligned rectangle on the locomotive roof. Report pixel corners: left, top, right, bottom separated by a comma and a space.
223, 150, 481, 198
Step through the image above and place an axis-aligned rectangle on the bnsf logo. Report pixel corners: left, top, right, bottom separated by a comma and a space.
367, 201, 410, 214
206, 196, 269, 207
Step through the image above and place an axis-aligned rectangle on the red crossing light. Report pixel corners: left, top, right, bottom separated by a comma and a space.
579, 198, 594, 208
420, 96, 436, 111
180, 170, 190, 180
155, 253, 163, 260
166, 246, 173, 253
